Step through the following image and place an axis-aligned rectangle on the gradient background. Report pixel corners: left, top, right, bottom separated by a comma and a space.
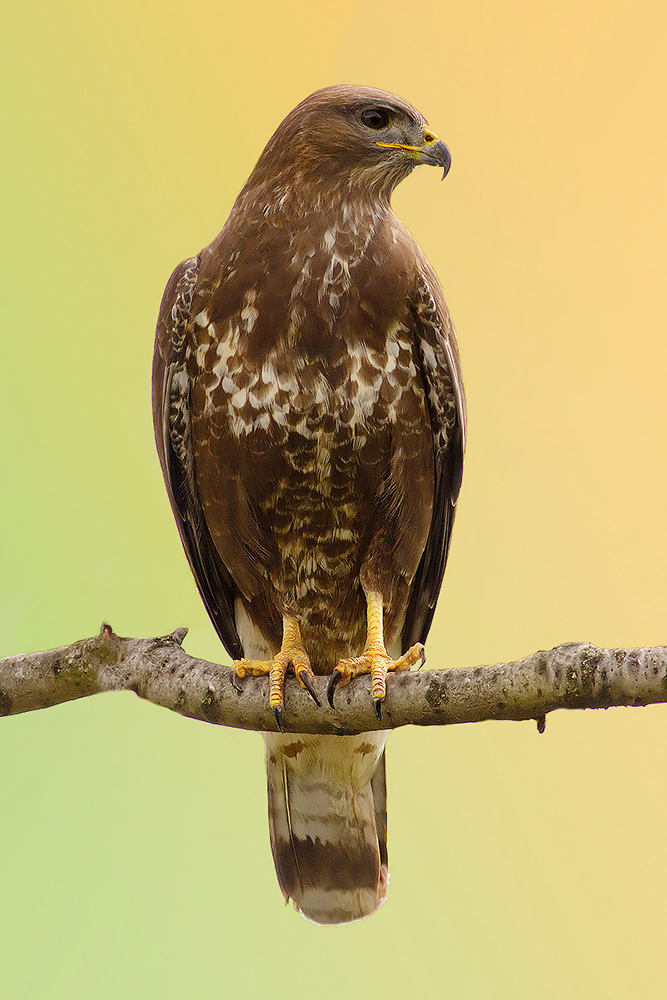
2, 1, 667, 997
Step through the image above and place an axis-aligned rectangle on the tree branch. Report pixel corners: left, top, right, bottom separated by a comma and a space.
1, 624, 666, 734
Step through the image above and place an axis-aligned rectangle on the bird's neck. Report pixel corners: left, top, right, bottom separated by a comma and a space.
232, 167, 393, 228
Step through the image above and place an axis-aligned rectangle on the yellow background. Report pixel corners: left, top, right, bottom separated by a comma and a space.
2, 0, 667, 996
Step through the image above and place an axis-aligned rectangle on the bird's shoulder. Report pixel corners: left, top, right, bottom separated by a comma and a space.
154, 256, 199, 363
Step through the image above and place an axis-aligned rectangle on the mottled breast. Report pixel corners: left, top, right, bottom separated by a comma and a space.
184, 210, 433, 660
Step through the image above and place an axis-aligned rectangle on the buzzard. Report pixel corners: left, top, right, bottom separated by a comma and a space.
153, 85, 465, 924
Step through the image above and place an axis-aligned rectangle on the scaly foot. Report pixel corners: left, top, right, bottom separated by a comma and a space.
328, 643, 424, 717
233, 616, 319, 730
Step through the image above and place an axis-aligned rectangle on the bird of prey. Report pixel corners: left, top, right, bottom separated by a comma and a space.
153, 85, 465, 924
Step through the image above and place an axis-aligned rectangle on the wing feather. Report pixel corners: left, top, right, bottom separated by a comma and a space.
152, 257, 243, 659
401, 264, 466, 650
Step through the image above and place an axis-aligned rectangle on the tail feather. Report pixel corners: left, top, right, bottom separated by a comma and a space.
264, 731, 389, 925
370, 752, 388, 869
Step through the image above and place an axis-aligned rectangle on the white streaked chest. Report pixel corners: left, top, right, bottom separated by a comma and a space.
191, 316, 416, 438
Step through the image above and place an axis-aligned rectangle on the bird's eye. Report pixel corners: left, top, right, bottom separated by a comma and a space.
361, 108, 390, 130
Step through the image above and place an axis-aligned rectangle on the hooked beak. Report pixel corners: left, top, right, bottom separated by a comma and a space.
376, 128, 452, 179
418, 134, 451, 179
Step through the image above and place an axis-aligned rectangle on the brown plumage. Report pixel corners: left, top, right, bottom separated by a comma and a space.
152, 85, 465, 924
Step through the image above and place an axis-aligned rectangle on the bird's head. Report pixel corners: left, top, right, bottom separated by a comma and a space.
250, 85, 451, 202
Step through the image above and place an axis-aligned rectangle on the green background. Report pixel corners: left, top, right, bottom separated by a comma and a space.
2, 0, 667, 996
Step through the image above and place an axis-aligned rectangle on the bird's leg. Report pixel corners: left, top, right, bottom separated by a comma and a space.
328, 591, 424, 717
233, 614, 320, 729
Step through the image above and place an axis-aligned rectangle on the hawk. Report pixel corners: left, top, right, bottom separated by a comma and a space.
153, 85, 465, 924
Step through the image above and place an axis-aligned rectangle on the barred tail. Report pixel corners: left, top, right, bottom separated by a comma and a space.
263, 731, 389, 925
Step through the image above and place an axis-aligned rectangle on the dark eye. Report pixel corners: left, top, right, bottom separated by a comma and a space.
361, 108, 390, 130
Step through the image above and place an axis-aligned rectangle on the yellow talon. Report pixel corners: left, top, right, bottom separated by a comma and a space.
232, 615, 319, 728
328, 591, 424, 714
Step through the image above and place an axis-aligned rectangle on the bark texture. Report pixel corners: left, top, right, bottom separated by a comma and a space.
1, 624, 665, 734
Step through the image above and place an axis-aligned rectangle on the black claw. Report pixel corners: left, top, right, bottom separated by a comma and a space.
274, 706, 284, 732
327, 671, 342, 709
419, 648, 426, 669
300, 672, 321, 708
230, 672, 244, 694
373, 698, 383, 720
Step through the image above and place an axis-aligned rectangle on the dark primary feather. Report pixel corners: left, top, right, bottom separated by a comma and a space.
152, 257, 242, 659
401, 263, 466, 651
